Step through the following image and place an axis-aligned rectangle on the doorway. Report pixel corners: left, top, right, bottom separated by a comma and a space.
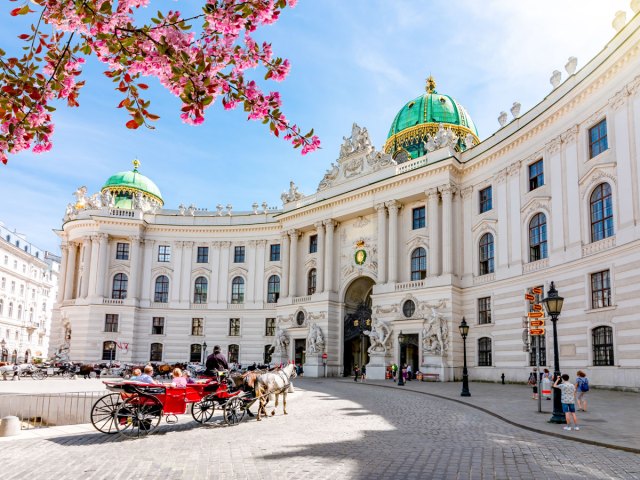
294, 339, 306, 366
343, 276, 375, 377
400, 334, 419, 375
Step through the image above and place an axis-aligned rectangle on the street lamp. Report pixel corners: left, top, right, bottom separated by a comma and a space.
459, 317, 471, 397
397, 331, 406, 386
542, 281, 565, 424
202, 341, 208, 364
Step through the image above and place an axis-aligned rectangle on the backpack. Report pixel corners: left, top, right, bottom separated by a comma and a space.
580, 378, 589, 392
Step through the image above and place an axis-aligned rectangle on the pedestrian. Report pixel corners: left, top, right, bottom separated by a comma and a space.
402, 364, 408, 382
361, 364, 366, 382
553, 373, 580, 431
407, 364, 412, 381
391, 363, 398, 382
353, 363, 359, 382
298, 363, 304, 378
527, 369, 538, 399
12, 364, 20, 381
541, 369, 552, 400
575, 370, 590, 412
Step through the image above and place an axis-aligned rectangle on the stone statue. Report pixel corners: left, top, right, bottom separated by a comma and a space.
216, 204, 224, 216
64, 203, 75, 221
133, 192, 143, 210
281, 181, 304, 204
422, 307, 448, 356
55, 341, 71, 362
188, 204, 196, 216
365, 317, 391, 353
101, 190, 113, 208
338, 123, 373, 159
423, 123, 458, 152
178, 204, 186, 215
306, 323, 325, 354
464, 133, 477, 149
272, 327, 290, 354
318, 162, 340, 191
73, 186, 88, 209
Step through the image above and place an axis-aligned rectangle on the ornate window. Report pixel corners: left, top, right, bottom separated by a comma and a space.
590, 270, 611, 309
307, 269, 317, 295
478, 297, 491, 324
478, 337, 492, 366
112, 273, 128, 299
157, 245, 171, 262
309, 235, 318, 254
154, 275, 169, 303
589, 119, 608, 158
529, 334, 547, 366
592, 326, 614, 366
150, 343, 163, 362
152, 317, 165, 335
190, 344, 202, 363
528, 213, 548, 262
296, 311, 305, 326
270, 244, 280, 262
267, 275, 280, 303
229, 318, 240, 336
410, 247, 427, 280
102, 341, 116, 361
8, 302, 13, 318
105, 314, 118, 332
264, 345, 273, 364
590, 183, 614, 242
194, 277, 208, 304
191, 318, 204, 336
412, 207, 426, 229
478, 233, 495, 275
197, 246, 209, 263
402, 300, 415, 318
528, 159, 544, 191
479, 186, 493, 213
265, 318, 276, 336
234, 246, 245, 263
116, 242, 129, 260
228, 344, 239, 363
231, 277, 245, 303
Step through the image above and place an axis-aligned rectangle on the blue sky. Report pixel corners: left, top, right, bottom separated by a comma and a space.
0, 0, 631, 253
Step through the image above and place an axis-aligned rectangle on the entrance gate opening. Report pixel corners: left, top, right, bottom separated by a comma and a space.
294, 338, 306, 367
400, 334, 419, 376
343, 277, 375, 377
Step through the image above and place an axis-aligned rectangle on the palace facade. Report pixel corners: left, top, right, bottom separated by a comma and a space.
52, 11, 640, 388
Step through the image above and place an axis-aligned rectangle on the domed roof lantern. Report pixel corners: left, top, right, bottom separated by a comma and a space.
101, 159, 163, 210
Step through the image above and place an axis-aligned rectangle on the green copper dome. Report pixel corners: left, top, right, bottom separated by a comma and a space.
384, 76, 479, 160
101, 160, 163, 208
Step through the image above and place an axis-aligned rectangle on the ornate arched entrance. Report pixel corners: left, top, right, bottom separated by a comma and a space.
343, 277, 375, 376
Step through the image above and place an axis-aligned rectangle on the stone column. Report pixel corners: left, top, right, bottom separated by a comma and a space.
128, 236, 141, 300
288, 229, 299, 297
375, 204, 387, 284
246, 241, 257, 303
495, 169, 509, 270
181, 241, 193, 304
217, 242, 231, 303
80, 237, 92, 299
95, 234, 109, 299
324, 219, 336, 292
57, 243, 69, 303
610, 89, 634, 234
386, 200, 400, 283
460, 187, 473, 279
170, 241, 183, 303
280, 233, 290, 298
507, 162, 523, 266
87, 236, 100, 298
63, 242, 78, 301
426, 188, 440, 277
315, 222, 325, 294
140, 238, 154, 304
254, 240, 267, 303
209, 242, 221, 304
440, 185, 455, 275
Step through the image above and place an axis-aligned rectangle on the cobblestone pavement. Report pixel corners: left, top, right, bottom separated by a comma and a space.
3, 379, 640, 480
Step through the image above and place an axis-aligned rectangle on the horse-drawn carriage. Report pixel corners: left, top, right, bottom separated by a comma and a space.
33, 362, 78, 379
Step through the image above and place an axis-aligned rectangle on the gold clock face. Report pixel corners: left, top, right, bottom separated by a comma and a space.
355, 249, 367, 265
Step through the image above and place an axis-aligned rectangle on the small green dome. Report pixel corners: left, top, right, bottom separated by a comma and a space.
384, 76, 479, 160
101, 160, 163, 208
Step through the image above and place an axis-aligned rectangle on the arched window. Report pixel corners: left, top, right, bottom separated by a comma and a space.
264, 345, 273, 364
529, 213, 548, 262
228, 344, 239, 364
410, 247, 427, 280
478, 337, 492, 366
590, 183, 614, 242
478, 233, 494, 275
231, 277, 244, 304
190, 343, 202, 363
112, 273, 128, 299
102, 341, 116, 361
267, 275, 280, 303
592, 326, 614, 366
150, 343, 163, 362
154, 275, 169, 303
8, 302, 13, 318
17, 305, 22, 320
307, 269, 317, 295
193, 277, 208, 304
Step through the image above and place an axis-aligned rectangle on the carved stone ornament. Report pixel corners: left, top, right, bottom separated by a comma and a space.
364, 316, 392, 353
608, 87, 629, 111
271, 326, 290, 354
281, 181, 304, 204
561, 125, 579, 144
550, 70, 562, 89
422, 306, 449, 357
306, 323, 325, 354
423, 123, 459, 152
353, 216, 370, 228
339, 122, 374, 159
375, 304, 398, 315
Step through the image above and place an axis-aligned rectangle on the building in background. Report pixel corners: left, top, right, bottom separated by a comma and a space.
0, 223, 60, 363
52, 11, 640, 388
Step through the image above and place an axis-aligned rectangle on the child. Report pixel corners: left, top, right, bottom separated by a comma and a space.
527, 369, 538, 399
172, 368, 187, 387
553, 373, 580, 431
182, 370, 195, 384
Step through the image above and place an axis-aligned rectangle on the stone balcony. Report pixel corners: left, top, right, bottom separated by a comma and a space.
103, 298, 124, 305
394, 280, 425, 292
523, 258, 549, 274
582, 236, 616, 257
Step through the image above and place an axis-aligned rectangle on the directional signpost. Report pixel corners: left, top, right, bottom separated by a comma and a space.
525, 286, 545, 413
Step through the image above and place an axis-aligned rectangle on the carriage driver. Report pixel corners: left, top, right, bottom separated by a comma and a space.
205, 345, 229, 376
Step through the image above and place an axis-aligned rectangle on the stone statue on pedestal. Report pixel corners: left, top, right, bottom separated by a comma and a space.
422, 307, 448, 356
306, 323, 325, 354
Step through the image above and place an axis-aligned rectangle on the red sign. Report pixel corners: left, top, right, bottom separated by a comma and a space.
532, 304, 543, 311
527, 311, 544, 318
530, 328, 545, 336
530, 320, 545, 327
322, 352, 328, 359
532, 287, 543, 295
524, 293, 535, 302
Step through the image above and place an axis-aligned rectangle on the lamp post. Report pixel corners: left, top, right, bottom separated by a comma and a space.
397, 331, 405, 386
542, 281, 565, 424
202, 341, 208, 364
459, 317, 471, 397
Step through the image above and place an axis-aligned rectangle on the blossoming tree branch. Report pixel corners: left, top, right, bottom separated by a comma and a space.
0, 0, 321, 165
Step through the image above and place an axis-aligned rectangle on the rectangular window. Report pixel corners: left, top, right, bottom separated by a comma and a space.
104, 314, 119, 333
479, 186, 492, 213
412, 206, 426, 230
529, 334, 547, 366
229, 318, 240, 336
478, 338, 492, 366
116, 242, 130, 260
528, 159, 544, 191
589, 119, 608, 159
309, 235, 318, 254
591, 270, 611, 309
478, 297, 492, 325
158, 245, 171, 262
152, 317, 165, 335
228, 344, 239, 364
234, 246, 245, 263
197, 246, 209, 263
270, 244, 281, 262
191, 318, 204, 336
265, 318, 276, 336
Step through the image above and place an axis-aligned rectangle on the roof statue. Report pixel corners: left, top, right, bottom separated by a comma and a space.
281, 181, 304, 204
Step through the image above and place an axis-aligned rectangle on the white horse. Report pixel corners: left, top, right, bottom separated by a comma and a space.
0, 363, 34, 380
254, 363, 297, 421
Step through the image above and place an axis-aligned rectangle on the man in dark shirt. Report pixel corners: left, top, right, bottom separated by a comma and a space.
205, 345, 229, 375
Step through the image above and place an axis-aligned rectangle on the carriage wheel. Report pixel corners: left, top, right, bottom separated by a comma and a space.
115, 396, 162, 438
32, 370, 45, 380
62, 370, 75, 379
91, 393, 122, 434
223, 397, 246, 426
191, 398, 216, 424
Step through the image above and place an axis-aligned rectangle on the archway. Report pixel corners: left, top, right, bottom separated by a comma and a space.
343, 276, 375, 377
24, 350, 30, 363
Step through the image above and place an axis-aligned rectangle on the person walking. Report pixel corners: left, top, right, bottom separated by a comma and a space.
575, 370, 590, 412
391, 363, 398, 382
553, 374, 580, 431
541, 368, 552, 400
361, 364, 366, 382
353, 363, 360, 382
406, 364, 412, 381
528, 369, 538, 399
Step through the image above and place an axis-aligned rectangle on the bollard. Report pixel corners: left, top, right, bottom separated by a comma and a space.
0, 416, 21, 437
501, 373, 505, 384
